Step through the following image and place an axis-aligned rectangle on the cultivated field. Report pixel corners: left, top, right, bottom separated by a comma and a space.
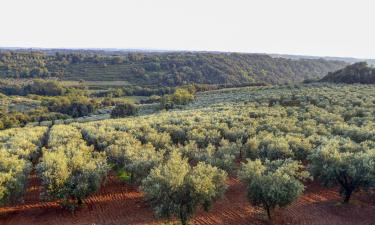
1, 84, 375, 224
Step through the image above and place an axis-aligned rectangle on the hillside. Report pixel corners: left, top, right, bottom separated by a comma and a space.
271, 54, 375, 66
320, 62, 375, 84
0, 50, 347, 86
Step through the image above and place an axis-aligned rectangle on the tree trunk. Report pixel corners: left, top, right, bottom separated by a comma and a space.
343, 189, 353, 203
77, 198, 83, 205
179, 205, 188, 225
130, 173, 134, 183
266, 206, 272, 221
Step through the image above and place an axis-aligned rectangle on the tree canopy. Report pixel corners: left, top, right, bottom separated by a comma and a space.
320, 62, 375, 84
141, 151, 227, 225
0, 50, 347, 85
309, 138, 375, 203
239, 159, 310, 220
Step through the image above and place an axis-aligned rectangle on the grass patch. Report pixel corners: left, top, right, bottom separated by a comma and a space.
117, 168, 131, 182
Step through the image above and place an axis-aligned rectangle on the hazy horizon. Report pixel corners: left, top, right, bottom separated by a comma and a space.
2, 46, 375, 61
1, 0, 375, 58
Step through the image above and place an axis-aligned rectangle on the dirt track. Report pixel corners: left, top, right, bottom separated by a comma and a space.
1, 174, 375, 225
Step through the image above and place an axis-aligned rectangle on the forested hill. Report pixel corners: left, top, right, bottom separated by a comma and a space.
320, 62, 375, 84
271, 54, 375, 66
0, 50, 347, 86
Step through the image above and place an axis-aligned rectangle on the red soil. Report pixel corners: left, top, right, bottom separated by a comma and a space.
1, 175, 375, 225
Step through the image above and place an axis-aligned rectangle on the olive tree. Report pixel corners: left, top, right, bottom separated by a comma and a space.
104, 132, 142, 168
245, 133, 294, 160
197, 139, 241, 173
141, 151, 227, 225
0, 127, 47, 205
309, 138, 375, 203
239, 159, 309, 220
0, 150, 31, 205
37, 125, 109, 210
37, 145, 109, 208
110, 142, 164, 183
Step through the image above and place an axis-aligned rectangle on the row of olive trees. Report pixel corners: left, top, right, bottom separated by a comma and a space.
0, 127, 48, 206
79, 124, 164, 183
37, 125, 109, 210
0, 150, 31, 206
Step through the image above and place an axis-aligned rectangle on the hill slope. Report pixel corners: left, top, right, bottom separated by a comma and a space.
271, 54, 375, 66
320, 62, 375, 84
0, 50, 347, 86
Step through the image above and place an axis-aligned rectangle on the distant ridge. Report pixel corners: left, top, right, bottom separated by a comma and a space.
271, 54, 375, 66
1, 47, 373, 64
0, 48, 347, 85
320, 62, 375, 84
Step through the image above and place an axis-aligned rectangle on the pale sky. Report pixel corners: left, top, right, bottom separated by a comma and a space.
1, 0, 375, 58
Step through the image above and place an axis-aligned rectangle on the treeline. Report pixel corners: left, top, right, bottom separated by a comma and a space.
96, 82, 267, 98
320, 62, 375, 84
0, 95, 96, 130
0, 79, 197, 130
0, 79, 78, 96
0, 79, 98, 129
0, 50, 347, 85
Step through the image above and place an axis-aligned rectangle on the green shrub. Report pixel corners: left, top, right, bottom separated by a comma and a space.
160, 88, 195, 109
111, 103, 138, 118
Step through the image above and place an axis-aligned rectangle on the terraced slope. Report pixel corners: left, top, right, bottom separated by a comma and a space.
0, 51, 347, 85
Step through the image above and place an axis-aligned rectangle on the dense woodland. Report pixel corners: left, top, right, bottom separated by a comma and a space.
320, 62, 375, 84
0, 50, 347, 85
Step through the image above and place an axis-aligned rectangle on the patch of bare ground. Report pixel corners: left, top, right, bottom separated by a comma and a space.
1, 175, 375, 225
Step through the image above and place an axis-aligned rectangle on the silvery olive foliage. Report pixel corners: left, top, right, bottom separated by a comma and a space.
37, 125, 109, 209
309, 137, 375, 203
0, 127, 47, 205
0, 150, 31, 206
74, 83, 375, 219
239, 159, 310, 220
141, 151, 227, 225
1, 83, 375, 221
